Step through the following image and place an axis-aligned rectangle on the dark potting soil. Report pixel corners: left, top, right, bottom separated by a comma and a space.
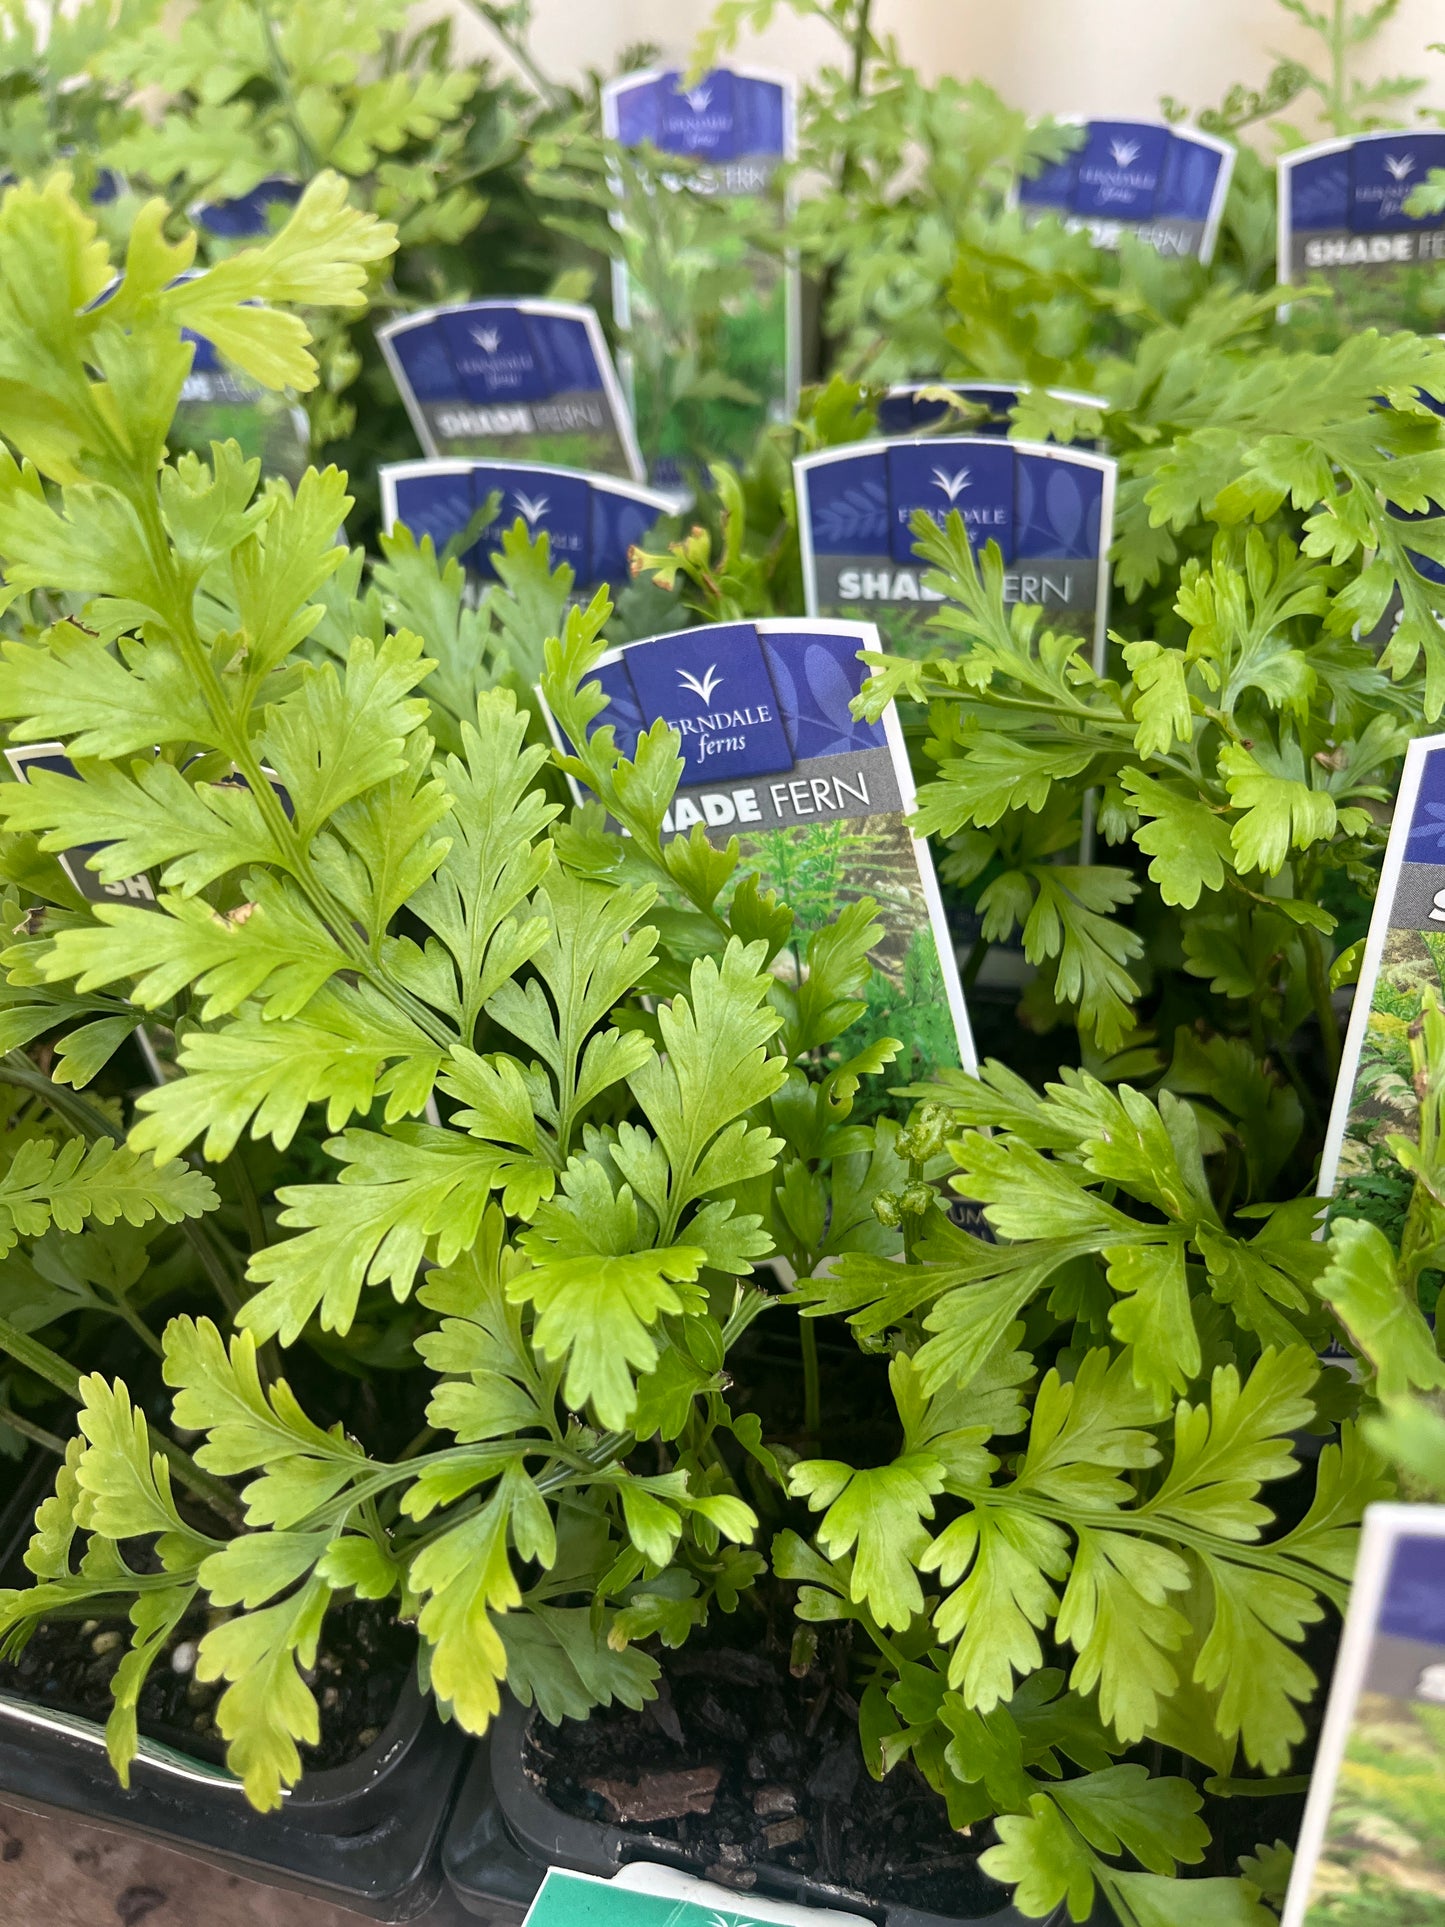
0, 1593, 416, 1773
526, 1616, 1015, 1920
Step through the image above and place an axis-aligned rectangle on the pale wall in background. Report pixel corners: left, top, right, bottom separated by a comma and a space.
430, 0, 1445, 126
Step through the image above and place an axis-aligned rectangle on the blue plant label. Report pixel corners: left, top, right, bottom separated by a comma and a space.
1282, 1504, 1445, 1924
192, 175, 302, 238
377, 299, 644, 481
5, 744, 159, 911
795, 436, 1116, 665
1320, 731, 1445, 1207
602, 66, 799, 488
522, 1864, 868, 1926
541, 618, 977, 1106
1017, 118, 1235, 263
876, 381, 1105, 447
1280, 132, 1445, 323
379, 460, 676, 601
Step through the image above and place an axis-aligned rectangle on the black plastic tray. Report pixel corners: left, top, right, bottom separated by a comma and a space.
442, 1695, 1062, 1927
0, 1449, 472, 1920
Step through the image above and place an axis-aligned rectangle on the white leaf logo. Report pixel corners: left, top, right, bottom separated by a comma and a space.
1385, 152, 1417, 182
684, 84, 713, 112
471, 326, 503, 353
514, 491, 549, 528
1109, 138, 1141, 167
931, 466, 972, 503
678, 663, 723, 702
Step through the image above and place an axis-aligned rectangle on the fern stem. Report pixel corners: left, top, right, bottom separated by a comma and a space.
230, 1146, 270, 1256
251, 0, 322, 174
155, 1437, 248, 1531
457, 0, 564, 110
108, 1297, 165, 1360
0, 1404, 69, 1457
799, 1313, 822, 1440
0, 1315, 81, 1396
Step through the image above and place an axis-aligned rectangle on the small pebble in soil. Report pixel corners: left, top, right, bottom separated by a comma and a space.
585, 1766, 721, 1824
169, 1640, 198, 1675
705, 1863, 756, 1891
90, 1630, 122, 1658
752, 1785, 796, 1818
764, 1818, 806, 1850
79, 1621, 98, 1638
355, 1726, 379, 1749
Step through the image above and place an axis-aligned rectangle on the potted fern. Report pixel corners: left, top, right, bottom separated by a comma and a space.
2, 2, 1445, 1923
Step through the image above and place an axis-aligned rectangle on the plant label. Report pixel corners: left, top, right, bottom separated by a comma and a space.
379, 459, 676, 602
1279, 132, 1445, 328
192, 175, 302, 238
4, 744, 159, 910
1320, 731, 1445, 1207
1017, 118, 1235, 263
877, 380, 1106, 448
1282, 1503, 1445, 1924
521, 1863, 868, 1925
794, 436, 1116, 666
602, 66, 799, 488
542, 618, 977, 1106
378, 299, 645, 481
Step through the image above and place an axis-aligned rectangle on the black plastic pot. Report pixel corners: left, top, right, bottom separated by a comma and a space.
0, 1453, 472, 1921
442, 1696, 1066, 1927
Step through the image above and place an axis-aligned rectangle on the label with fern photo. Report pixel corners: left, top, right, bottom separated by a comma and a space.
1280, 132, 1445, 332
794, 437, 1116, 664
602, 66, 798, 490
876, 380, 1106, 447
542, 618, 976, 1111
1016, 118, 1235, 263
377, 299, 645, 481
172, 326, 310, 485
1320, 732, 1445, 1222
379, 460, 677, 603
141, 265, 309, 484
1283, 1504, 1445, 1926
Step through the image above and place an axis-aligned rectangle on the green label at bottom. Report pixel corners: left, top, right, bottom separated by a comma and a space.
521, 1867, 865, 1927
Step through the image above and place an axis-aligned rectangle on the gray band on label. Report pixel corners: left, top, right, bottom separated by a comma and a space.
662, 744, 902, 836
813, 554, 1098, 618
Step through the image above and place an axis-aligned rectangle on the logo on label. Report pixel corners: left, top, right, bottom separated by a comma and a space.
931, 466, 973, 503
678, 663, 723, 702
470, 326, 503, 354
1385, 152, 1417, 182
513, 490, 550, 528
683, 83, 713, 112
1109, 138, 1141, 167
